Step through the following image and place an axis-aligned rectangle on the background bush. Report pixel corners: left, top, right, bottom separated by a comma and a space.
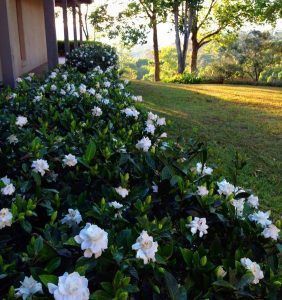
66, 42, 118, 73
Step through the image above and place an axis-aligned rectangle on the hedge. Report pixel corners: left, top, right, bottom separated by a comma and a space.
0, 44, 281, 299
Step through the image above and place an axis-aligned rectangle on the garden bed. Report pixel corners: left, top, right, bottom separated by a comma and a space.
0, 44, 280, 299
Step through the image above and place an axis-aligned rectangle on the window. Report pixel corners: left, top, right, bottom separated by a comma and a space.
16, 0, 26, 61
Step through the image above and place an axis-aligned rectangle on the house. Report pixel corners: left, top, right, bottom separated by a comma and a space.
0, 0, 93, 87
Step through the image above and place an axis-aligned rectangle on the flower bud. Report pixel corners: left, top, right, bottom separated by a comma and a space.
187, 216, 193, 223
215, 266, 227, 278
200, 256, 207, 266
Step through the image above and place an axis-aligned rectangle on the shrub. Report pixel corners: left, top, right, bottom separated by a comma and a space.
66, 42, 118, 73
0, 46, 281, 299
165, 72, 202, 84
259, 66, 282, 86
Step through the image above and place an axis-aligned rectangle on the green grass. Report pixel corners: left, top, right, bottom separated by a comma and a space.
131, 81, 282, 215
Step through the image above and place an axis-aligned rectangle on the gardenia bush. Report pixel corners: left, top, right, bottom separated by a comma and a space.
66, 43, 118, 73
0, 44, 281, 299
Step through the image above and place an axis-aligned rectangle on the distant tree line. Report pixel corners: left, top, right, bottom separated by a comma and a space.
76, 0, 282, 83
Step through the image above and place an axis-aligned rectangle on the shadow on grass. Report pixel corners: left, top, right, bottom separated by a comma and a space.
131, 80, 282, 214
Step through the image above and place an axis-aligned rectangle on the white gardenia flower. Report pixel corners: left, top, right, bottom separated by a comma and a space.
1, 183, 16, 196
48, 272, 90, 300
74, 223, 108, 258
79, 84, 87, 94
7, 134, 19, 144
115, 186, 129, 198
196, 162, 213, 176
152, 184, 158, 193
217, 179, 235, 197
88, 88, 96, 95
197, 185, 209, 197
61, 209, 82, 227
51, 84, 57, 91
240, 258, 264, 284
96, 93, 102, 100
49, 72, 57, 79
91, 106, 102, 117
100, 98, 110, 105
147, 112, 158, 121
1, 176, 15, 196
249, 211, 272, 227
60, 89, 66, 96
132, 95, 143, 102
32, 159, 49, 176
63, 154, 78, 167
262, 224, 280, 240
15, 276, 43, 299
16, 116, 28, 128
0, 208, 13, 229
1, 176, 11, 185
156, 117, 166, 126
109, 201, 123, 209
132, 230, 158, 264
231, 198, 245, 217
33, 95, 42, 102
145, 123, 156, 135
247, 195, 259, 209
121, 107, 140, 119
136, 137, 152, 152
159, 132, 167, 138
16, 77, 23, 83
188, 217, 209, 237
104, 81, 111, 88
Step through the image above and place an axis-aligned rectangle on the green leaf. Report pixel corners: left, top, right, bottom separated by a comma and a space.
212, 280, 236, 290
20, 220, 32, 233
34, 236, 44, 254
237, 272, 255, 289
180, 248, 193, 267
39, 274, 58, 288
91, 290, 111, 300
164, 271, 187, 300
32, 172, 41, 186
44, 257, 61, 273
83, 139, 96, 163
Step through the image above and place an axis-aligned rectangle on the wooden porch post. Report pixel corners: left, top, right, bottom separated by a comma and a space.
78, 4, 83, 44
72, 0, 78, 48
0, 0, 16, 87
43, 0, 59, 69
62, 0, 70, 55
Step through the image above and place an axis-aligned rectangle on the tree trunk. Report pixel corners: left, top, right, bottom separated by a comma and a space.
173, 0, 193, 74
191, 41, 199, 73
62, 0, 70, 55
173, 3, 184, 73
152, 16, 160, 82
78, 5, 83, 44
191, 24, 199, 73
72, 1, 78, 48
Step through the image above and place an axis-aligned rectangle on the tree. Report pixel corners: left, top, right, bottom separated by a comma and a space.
228, 30, 281, 82
169, 0, 197, 74
88, 5, 114, 41
79, 4, 90, 41
190, 0, 249, 73
190, 0, 282, 73
117, 1, 167, 82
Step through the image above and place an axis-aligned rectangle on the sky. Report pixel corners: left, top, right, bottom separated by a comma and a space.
55, 1, 282, 57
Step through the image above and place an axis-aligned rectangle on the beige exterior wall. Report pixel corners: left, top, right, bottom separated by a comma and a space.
1, 0, 48, 79
0, 59, 2, 82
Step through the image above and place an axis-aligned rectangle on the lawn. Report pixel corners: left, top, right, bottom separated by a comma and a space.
131, 81, 282, 214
